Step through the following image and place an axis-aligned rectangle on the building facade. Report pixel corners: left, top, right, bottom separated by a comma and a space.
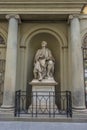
0, 0, 87, 116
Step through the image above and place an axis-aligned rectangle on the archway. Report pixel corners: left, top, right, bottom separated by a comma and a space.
19, 26, 68, 108
27, 32, 60, 86
25, 32, 62, 108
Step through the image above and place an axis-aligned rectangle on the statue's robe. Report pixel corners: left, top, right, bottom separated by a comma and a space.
34, 47, 54, 79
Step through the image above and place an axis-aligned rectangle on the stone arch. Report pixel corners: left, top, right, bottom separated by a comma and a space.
19, 25, 68, 94
0, 35, 5, 44
0, 26, 7, 44
0, 26, 7, 59
21, 25, 67, 47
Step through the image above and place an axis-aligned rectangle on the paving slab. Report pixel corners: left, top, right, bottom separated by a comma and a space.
0, 122, 87, 130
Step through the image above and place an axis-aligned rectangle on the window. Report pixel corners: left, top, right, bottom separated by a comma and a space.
83, 33, 87, 108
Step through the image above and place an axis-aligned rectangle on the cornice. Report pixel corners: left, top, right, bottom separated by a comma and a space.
0, 2, 86, 4
0, 2, 86, 14
0, 2, 86, 6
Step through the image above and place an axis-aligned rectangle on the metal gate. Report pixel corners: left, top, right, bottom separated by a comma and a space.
15, 90, 72, 118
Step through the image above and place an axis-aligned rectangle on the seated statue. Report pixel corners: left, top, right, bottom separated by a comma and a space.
33, 41, 55, 81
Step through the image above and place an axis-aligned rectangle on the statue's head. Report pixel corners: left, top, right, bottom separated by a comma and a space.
41, 41, 47, 47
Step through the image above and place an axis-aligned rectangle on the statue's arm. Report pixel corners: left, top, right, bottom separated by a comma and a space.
48, 49, 55, 61
34, 50, 40, 62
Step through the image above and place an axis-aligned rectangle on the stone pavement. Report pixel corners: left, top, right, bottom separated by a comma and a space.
0, 109, 87, 130
0, 122, 87, 130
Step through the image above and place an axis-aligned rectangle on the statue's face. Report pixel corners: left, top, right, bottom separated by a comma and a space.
41, 41, 47, 47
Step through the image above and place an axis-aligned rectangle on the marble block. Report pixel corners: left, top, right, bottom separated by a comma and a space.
28, 79, 58, 115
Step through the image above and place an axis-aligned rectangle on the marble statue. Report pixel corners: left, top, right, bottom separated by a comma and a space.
33, 41, 55, 81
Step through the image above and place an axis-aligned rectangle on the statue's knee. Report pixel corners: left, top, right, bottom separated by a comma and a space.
48, 60, 53, 65
48, 61, 54, 69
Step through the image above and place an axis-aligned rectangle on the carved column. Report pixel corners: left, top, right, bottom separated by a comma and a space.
69, 15, 86, 109
1, 14, 20, 109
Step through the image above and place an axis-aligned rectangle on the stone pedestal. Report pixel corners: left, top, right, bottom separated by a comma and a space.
28, 79, 57, 114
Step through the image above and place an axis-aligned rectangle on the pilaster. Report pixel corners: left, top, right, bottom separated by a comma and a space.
1, 14, 20, 109
69, 14, 86, 109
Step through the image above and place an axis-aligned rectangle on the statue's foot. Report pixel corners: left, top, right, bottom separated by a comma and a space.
47, 76, 54, 80
38, 77, 43, 81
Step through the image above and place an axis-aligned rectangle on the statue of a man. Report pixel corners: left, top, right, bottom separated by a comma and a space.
33, 41, 55, 81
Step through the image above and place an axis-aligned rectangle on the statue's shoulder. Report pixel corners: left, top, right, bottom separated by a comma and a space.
46, 48, 51, 52
35, 49, 41, 55
36, 49, 41, 53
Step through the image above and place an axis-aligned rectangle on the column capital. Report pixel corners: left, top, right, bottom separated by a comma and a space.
68, 14, 80, 24
6, 14, 21, 23
69, 14, 80, 20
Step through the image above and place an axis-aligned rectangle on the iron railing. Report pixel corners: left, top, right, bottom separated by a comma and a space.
15, 90, 72, 118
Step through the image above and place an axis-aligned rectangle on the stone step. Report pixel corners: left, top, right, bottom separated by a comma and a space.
0, 122, 87, 130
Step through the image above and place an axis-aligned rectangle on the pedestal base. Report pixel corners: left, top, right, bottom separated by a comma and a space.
28, 79, 58, 115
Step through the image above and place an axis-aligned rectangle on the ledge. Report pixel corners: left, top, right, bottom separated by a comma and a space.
0, 1, 86, 15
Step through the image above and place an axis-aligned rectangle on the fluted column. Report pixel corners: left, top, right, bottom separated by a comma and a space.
1, 14, 20, 109
69, 15, 86, 109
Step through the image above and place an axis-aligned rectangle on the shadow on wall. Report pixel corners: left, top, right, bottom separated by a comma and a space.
26, 32, 60, 109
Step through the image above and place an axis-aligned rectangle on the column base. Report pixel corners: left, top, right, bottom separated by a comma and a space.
73, 108, 87, 118
0, 105, 14, 118
0, 105, 14, 111
72, 106, 86, 111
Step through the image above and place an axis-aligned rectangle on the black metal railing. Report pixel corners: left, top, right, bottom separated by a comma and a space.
15, 90, 72, 118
